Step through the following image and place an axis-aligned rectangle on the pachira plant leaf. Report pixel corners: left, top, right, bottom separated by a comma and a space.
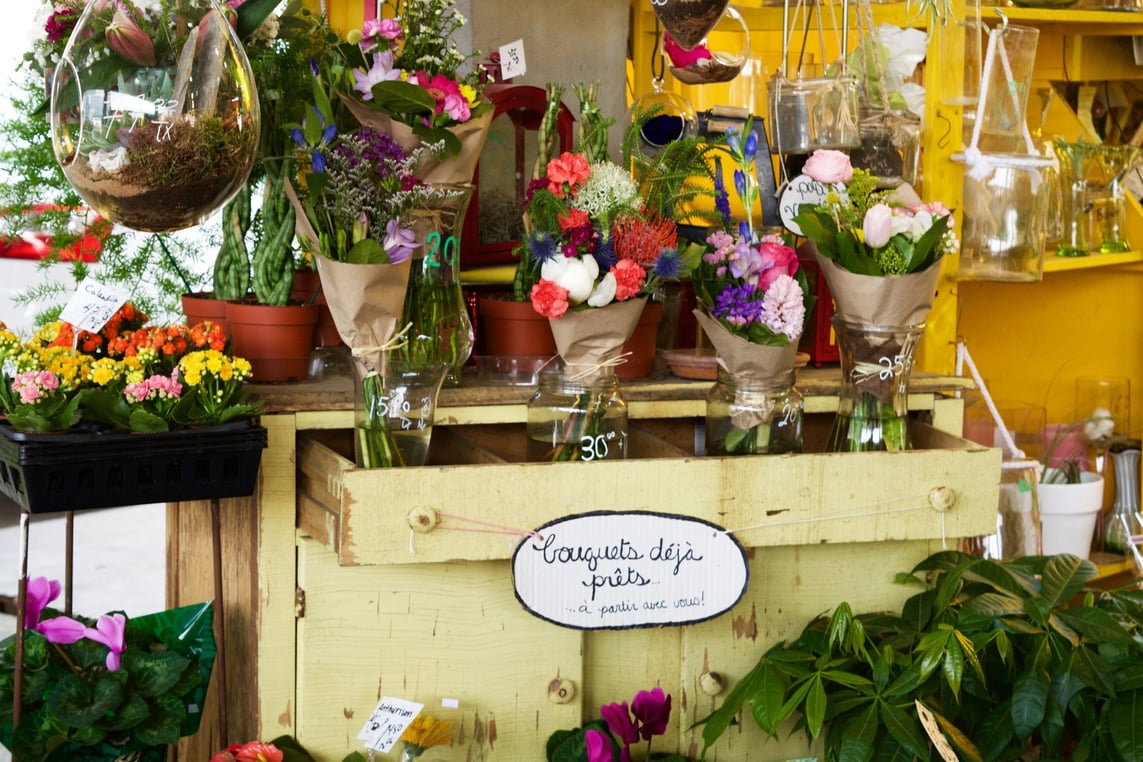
960, 590, 1025, 620
1010, 669, 1050, 740
878, 700, 928, 760
803, 675, 828, 738
746, 662, 792, 737
1039, 554, 1097, 606
1109, 689, 1143, 762
928, 704, 984, 762
837, 704, 878, 762
1056, 604, 1139, 648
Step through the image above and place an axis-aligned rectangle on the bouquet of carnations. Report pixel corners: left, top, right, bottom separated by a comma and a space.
690, 120, 814, 455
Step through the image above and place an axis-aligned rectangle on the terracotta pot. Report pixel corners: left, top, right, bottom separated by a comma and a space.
617, 301, 663, 380
225, 300, 319, 383
290, 269, 342, 348
180, 292, 230, 340
478, 294, 557, 357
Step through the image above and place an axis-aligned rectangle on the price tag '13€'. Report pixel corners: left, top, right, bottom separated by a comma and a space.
356, 697, 423, 753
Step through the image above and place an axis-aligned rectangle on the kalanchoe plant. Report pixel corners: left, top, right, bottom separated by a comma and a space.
699, 550, 1143, 762
0, 577, 216, 762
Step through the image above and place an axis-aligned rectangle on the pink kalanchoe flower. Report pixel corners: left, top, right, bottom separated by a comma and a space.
84, 613, 127, 671
106, 7, 156, 67
631, 687, 671, 740
363, 17, 402, 42
353, 50, 402, 101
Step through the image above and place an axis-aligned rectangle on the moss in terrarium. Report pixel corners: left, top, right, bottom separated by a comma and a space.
114, 116, 255, 188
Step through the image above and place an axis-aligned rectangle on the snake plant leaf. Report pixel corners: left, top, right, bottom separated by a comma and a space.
1011, 669, 1050, 740
1110, 689, 1143, 762
1039, 554, 1097, 607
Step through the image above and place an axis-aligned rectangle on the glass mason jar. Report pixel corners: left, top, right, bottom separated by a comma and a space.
526, 369, 628, 462
705, 368, 803, 456
399, 183, 476, 387
352, 356, 447, 468
50, 0, 259, 232
828, 319, 925, 452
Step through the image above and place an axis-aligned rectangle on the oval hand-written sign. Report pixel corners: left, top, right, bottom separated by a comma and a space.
779, 173, 835, 237
512, 511, 749, 630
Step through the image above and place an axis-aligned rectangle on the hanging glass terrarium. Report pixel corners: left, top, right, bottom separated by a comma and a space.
50, 0, 260, 233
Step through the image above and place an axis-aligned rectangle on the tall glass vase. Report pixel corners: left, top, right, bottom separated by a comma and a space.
1052, 139, 1098, 257
828, 319, 925, 452
399, 183, 476, 386
50, 0, 259, 232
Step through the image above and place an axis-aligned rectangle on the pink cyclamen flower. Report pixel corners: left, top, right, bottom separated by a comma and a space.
106, 7, 156, 67
802, 149, 854, 185
353, 50, 402, 100
862, 203, 894, 249
600, 701, 639, 746
23, 576, 60, 630
585, 729, 614, 762
84, 613, 127, 671
24, 576, 86, 644
631, 687, 671, 740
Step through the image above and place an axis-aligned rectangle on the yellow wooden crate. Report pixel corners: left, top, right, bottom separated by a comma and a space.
291, 421, 1000, 760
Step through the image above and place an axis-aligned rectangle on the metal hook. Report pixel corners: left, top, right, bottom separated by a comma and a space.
993, 8, 1009, 33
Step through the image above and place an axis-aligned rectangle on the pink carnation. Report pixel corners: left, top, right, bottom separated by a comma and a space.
530, 280, 570, 319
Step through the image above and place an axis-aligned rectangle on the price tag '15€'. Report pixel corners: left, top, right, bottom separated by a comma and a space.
357, 697, 423, 753
499, 39, 526, 80
59, 278, 129, 335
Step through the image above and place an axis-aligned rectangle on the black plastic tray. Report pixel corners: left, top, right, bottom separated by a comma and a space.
0, 419, 268, 513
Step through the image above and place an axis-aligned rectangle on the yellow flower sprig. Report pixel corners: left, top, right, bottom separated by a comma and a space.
400, 715, 454, 757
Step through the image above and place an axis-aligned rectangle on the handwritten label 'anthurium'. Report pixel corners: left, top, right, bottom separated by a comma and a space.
512, 511, 749, 630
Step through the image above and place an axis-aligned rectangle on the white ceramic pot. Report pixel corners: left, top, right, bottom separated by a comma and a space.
1037, 469, 1104, 559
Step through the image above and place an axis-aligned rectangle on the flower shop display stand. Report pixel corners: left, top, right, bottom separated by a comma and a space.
165, 368, 1002, 762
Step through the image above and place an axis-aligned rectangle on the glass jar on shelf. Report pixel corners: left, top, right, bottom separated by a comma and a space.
526, 369, 628, 462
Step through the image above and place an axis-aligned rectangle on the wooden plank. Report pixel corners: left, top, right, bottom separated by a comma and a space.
301, 422, 1001, 567
295, 540, 585, 760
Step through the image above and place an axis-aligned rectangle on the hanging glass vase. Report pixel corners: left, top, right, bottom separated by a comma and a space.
705, 368, 803, 456
50, 0, 259, 232
398, 183, 476, 386
526, 369, 628, 462
828, 319, 925, 452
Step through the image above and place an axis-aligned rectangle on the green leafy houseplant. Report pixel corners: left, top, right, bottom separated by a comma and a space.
699, 550, 1143, 762
0, 578, 216, 762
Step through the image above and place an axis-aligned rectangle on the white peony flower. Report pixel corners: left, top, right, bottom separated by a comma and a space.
586, 271, 617, 307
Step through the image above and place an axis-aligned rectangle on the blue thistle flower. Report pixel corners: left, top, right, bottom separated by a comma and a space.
593, 235, 618, 271
653, 247, 681, 279
529, 231, 559, 264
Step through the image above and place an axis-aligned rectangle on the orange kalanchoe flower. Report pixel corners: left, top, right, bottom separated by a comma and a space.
614, 214, 678, 267
401, 714, 454, 754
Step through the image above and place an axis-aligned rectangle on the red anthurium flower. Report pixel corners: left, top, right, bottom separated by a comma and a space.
631, 687, 671, 740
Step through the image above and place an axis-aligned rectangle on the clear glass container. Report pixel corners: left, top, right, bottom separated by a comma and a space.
352, 356, 447, 468
526, 369, 628, 462
955, 152, 1053, 282
828, 319, 925, 452
50, 0, 259, 232
767, 75, 861, 155
399, 183, 476, 386
705, 368, 803, 456
1105, 447, 1140, 554
851, 108, 921, 189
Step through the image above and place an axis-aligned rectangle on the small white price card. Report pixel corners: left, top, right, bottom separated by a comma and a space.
499, 39, 526, 80
59, 278, 128, 335
357, 697, 423, 753
778, 174, 834, 237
